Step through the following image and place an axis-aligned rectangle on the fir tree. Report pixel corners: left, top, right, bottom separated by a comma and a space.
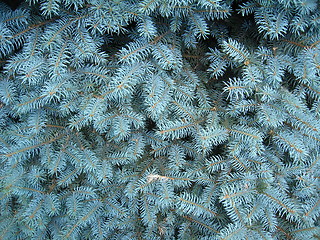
0, 0, 319, 239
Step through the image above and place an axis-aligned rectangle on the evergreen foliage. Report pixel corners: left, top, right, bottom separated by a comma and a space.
0, 0, 319, 239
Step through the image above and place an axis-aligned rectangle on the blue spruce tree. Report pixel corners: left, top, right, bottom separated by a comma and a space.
0, 0, 319, 239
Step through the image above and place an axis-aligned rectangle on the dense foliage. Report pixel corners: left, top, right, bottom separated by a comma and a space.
0, 0, 320, 239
